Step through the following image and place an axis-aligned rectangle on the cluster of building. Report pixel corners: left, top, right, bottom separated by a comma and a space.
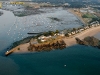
10, 2, 24, 5
67, 21, 100, 36
30, 21, 100, 44
0, 1, 24, 8
30, 32, 65, 44
0, 1, 25, 10
0, 1, 70, 10
38, 32, 65, 42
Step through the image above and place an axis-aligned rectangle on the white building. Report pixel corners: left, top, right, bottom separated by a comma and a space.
71, 31, 76, 35
68, 33, 72, 36
38, 35, 46, 40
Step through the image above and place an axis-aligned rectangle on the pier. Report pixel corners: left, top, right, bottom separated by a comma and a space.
5, 47, 18, 56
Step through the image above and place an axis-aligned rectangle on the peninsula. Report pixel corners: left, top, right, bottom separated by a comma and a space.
3, 4, 100, 56
5, 23, 100, 56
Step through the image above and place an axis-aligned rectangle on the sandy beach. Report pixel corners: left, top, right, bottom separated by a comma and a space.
63, 26, 100, 47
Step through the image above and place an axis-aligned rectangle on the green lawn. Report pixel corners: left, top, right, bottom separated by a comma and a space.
82, 13, 95, 18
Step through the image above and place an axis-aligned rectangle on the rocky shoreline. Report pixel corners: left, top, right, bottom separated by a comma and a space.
76, 36, 100, 48
28, 39, 66, 52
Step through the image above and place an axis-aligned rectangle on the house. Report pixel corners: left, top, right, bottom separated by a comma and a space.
71, 31, 76, 35
75, 30, 79, 33
68, 33, 72, 36
94, 24, 98, 27
59, 33, 65, 37
98, 24, 100, 26
38, 35, 46, 40
41, 39, 46, 42
59, 31, 65, 36
57, 33, 60, 36
54, 34, 57, 36
80, 28, 84, 31
46, 35, 51, 38
84, 26, 89, 30
78, 28, 84, 32
38, 35, 50, 42
91, 24, 95, 27
78, 28, 84, 33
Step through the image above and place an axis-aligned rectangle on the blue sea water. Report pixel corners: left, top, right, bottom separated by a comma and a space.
0, 8, 100, 75
1, 45, 100, 75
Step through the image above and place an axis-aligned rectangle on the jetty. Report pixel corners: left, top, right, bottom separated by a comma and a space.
5, 49, 15, 56
5, 43, 30, 56
5, 45, 20, 56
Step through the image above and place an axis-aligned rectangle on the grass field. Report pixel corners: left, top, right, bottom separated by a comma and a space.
82, 13, 95, 18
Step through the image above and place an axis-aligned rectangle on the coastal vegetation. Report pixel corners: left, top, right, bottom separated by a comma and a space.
18, 48, 20, 50
13, 9, 45, 17
42, 30, 59, 36
89, 17, 100, 23
81, 13, 96, 24
10, 30, 60, 50
82, 13, 95, 18
14, 14, 27, 17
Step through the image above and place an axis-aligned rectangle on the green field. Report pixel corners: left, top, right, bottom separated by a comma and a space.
82, 13, 95, 18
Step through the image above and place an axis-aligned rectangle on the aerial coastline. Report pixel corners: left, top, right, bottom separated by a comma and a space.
1, 1, 100, 56
1, 1, 100, 75
5, 23, 100, 56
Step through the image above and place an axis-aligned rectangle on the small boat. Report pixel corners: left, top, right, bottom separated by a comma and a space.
64, 65, 66, 67
27, 32, 39, 34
